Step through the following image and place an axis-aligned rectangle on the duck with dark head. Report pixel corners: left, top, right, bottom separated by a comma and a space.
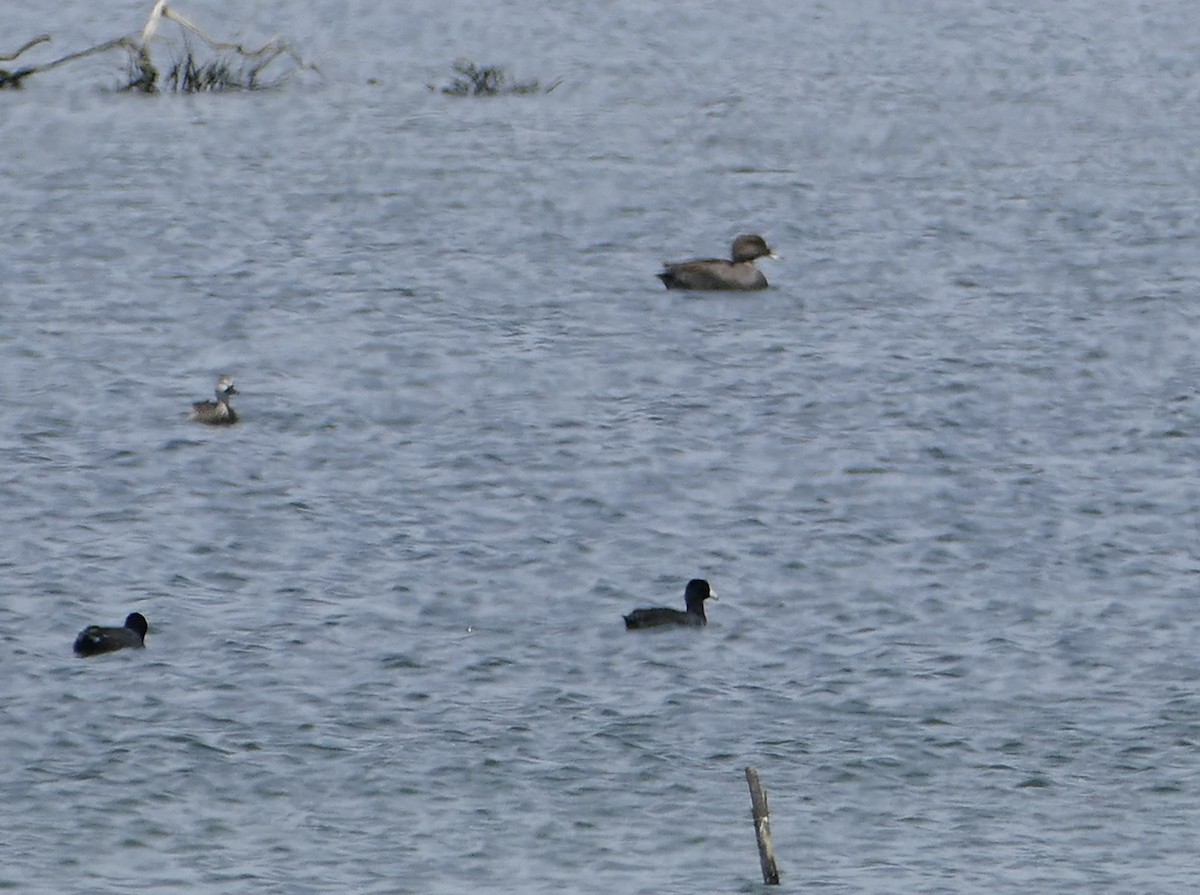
657, 235, 776, 291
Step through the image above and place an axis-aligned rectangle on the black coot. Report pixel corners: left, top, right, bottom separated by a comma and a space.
74, 612, 148, 656
624, 579, 716, 630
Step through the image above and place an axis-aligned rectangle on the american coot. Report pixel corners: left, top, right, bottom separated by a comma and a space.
624, 579, 716, 630
73, 612, 148, 657
190, 375, 239, 425
657, 235, 776, 291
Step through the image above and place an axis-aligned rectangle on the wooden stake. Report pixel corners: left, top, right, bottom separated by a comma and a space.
745, 766, 781, 885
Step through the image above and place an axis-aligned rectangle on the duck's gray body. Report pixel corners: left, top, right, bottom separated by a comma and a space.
657, 235, 775, 291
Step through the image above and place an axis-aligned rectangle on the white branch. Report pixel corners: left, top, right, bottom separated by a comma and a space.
141, 0, 168, 45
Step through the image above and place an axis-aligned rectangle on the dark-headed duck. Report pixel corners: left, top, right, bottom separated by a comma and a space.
657, 235, 776, 291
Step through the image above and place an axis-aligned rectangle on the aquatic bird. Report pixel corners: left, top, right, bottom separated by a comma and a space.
73, 612, 149, 657
657, 234, 776, 291
624, 579, 716, 629
190, 374, 239, 425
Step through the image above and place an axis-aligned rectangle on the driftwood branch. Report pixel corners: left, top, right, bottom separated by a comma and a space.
1, 34, 51, 62
0, 34, 52, 87
34, 37, 139, 73
0, 0, 316, 91
745, 766, 781, 885
1, 36, 141, 89
155, 3, 319, 79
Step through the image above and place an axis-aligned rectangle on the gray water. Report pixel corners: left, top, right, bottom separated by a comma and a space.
4, 1, 1200, 892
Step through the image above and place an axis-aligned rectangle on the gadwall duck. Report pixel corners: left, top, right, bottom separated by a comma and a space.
657, 235, 776, 291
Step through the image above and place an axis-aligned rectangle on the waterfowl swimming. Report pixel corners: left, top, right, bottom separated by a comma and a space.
190, 375, 238, 425
624, 579, 716, 630
73, 612, 148, 657
657, 234, 776, 291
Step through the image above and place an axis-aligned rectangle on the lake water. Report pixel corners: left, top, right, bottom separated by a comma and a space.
4, 1, 1200, 892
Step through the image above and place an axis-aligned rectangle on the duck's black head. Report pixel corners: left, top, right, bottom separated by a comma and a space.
124, 612, 149, 639
683, 579, 715, 613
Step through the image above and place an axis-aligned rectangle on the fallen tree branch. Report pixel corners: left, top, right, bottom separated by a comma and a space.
0, 1, 317, 92
1, 34, 51, 62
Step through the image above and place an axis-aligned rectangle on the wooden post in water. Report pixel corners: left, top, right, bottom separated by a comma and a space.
745, 766, 781, 885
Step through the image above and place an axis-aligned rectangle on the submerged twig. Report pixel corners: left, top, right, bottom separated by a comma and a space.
162, 44, 248, 93
430, 59, 560, 97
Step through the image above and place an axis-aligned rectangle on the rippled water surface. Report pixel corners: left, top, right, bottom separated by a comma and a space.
5, 1, 1200, 892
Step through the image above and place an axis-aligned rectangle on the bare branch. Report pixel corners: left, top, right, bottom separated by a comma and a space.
0, 34, 51, 62
1, 2, 317, 91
